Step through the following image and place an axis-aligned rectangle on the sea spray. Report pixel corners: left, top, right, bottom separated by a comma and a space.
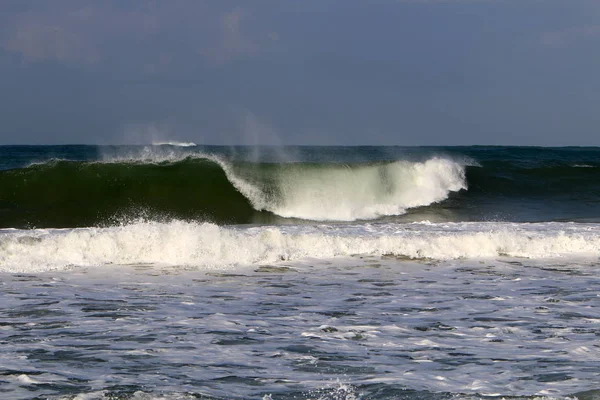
236, 157, 467, 221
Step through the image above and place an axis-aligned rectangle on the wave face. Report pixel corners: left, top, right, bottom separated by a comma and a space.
0, 157, 259, 228
1, 145, 600, 228
0, 153, 466, 228
1, 221, 599, 272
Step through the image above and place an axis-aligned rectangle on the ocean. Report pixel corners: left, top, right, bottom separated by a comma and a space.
1, 144, 599, 400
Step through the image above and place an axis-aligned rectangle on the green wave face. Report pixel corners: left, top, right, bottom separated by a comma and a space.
0, 158, 269, 228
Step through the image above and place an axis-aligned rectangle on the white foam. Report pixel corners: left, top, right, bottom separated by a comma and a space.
227, 157, 467, 221
17, 374, 41, 384
151, 141, 197, 147
99, 146, 200, 163
1, 221, 599, 273
59, 392, 199, 400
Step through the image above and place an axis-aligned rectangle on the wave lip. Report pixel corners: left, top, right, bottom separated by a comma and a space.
1, 221, 599, 273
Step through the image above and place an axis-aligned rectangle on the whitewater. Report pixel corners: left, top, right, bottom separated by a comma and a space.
230, 157, 467, 221
1, 221, 600, 272
1, 145, 600, 400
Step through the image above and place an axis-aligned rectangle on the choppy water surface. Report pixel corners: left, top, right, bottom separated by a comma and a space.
2, 256, 600, 400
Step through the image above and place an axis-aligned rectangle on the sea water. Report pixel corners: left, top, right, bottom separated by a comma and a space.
1, 145, 599, 399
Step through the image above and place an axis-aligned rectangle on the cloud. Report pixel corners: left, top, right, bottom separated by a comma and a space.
541, 25, 600, 47
1, 1, 274, 66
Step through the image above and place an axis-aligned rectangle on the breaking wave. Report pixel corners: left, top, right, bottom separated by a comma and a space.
0, 154, 466, 228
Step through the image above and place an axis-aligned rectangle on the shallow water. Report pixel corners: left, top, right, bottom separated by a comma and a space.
2, 256, 600, 399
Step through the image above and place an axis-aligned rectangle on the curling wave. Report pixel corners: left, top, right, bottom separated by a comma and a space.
0, 155, 467, 228
151, 141, 197, 147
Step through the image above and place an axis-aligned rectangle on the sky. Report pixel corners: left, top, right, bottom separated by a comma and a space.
0, 0, 599, 146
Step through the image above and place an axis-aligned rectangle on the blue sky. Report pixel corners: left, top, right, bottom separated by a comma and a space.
0, 0, 599, 145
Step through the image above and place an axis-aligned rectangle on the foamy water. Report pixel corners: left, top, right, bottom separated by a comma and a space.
1, 221, 600, 272
2, 253, 599, 399
234, 158, 467, 221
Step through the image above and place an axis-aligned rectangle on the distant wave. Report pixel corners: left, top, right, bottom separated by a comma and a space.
1, 221, 599, 272
152, 141, 197, 147
4, 145, 600, 229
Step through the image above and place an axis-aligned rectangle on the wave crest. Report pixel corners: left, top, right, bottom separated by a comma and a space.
151, 141, 197, 147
